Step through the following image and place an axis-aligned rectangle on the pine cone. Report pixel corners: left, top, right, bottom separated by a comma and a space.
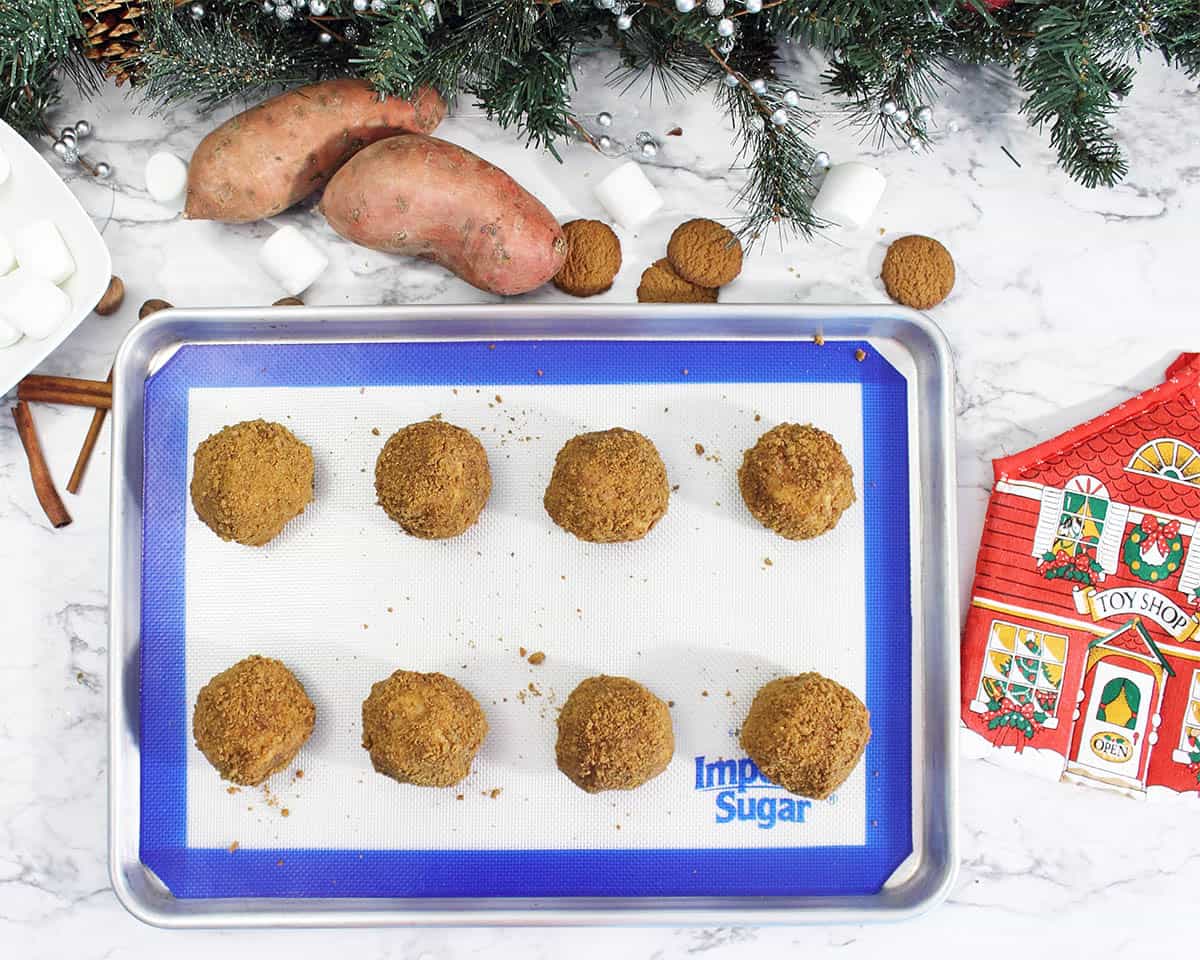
78, 1, 186, 86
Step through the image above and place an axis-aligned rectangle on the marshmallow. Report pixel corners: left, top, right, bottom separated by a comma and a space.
0, 232, 14, 275
258, 225, 328, 296
593, 161, 664, 230
13, 219, 76, 285
145, 151, 189, 204
810, 162, 887, 229
0, 143, 10, 186
0, 270, 72, 340
0, 316, 20, 349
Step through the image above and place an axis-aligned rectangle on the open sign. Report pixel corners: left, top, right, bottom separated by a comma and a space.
1090, 731, 1133, 763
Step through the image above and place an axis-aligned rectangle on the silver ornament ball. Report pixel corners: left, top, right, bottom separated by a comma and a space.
813, 150, 831, 169
597, 0, 615, 9
749, 78, 767, 95
422, 0, 436, 15
635, 130, 654, 146
74, 119, 92, 139
915, 105, 932, 126
770, 107, 788, 127
51, 139, 69, 159
276, 3, 294, 20
597, 111, 613, 127
261, 1, 275, 13
722, 73, 739, 87
597, 134, 613, 151
308, 0, 328, 13
716, 17, 734, 37
344, 23, 358, 38
783, 89, 800, 107
705, 0, 724, 14
94, 161, 112, 179
371, 0, 387, 11
880, 99, 898, 116
640, 140, 658, 159
744, 0, 762, 11
319, 30, 333, 42
353, 0, 368, 10
61, 126, 77, 142
617, 12, 632, 29
893, 107, 909, 124
675, 0, 695, 12
190, 1, 205, 19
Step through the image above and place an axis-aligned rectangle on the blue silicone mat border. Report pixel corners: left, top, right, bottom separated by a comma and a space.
139, 339, 912, 899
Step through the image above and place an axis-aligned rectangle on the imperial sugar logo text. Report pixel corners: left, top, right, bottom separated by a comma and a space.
694, 755, 812, 830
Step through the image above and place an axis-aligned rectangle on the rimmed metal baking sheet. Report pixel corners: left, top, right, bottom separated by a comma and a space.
108, 304, 958, 927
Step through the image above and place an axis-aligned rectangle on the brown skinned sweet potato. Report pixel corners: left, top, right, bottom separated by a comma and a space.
320, 135, 567, 296
184, 79, 446, 223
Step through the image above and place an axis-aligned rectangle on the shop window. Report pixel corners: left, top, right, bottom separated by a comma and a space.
973, 619, 1068, 726
1097, 677, 1141, 729
1178, 670, 1200, 761
1032, 476, 1128, 574
1127, 438, 1200, 486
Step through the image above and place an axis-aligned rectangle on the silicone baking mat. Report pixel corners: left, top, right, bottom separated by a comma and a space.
139, 338, 912, 899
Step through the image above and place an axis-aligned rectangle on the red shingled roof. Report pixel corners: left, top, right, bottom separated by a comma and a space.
994, 354, 1200, 517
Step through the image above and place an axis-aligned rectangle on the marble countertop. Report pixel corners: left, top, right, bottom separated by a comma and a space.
2, 46, 1198, 956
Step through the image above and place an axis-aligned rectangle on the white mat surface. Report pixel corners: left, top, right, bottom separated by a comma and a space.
183, 380, 868, 851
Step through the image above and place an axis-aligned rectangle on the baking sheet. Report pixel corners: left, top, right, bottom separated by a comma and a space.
138, 338, 913, 900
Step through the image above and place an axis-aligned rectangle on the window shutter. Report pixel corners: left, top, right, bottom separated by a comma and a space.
1095, 501, 1130, 574
1179, 536, 1200, 597
1031, 487, 1066, 558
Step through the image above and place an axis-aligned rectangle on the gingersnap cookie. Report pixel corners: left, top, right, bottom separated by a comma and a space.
666, 218, 743, 287
880, 234, 955, 309
554, 219, 622, 297
636, 258, 719, 304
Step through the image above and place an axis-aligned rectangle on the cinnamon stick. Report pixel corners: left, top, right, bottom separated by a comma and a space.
67, 368, 114, 495
18, 375, 112, 409
11, 402, 72, 528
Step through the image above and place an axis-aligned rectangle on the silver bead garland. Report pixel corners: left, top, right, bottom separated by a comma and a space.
597, 111, 613, 127
716, 17, 734, 37
880, 99, 897, 116
675, 0, 695, 12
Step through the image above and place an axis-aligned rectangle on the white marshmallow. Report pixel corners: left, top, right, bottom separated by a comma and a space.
259, 225, 328, 296
0, 270, 72, 340
145, 151, 189, 204
810, 162, 886, 229
0, 232, 14, 275
0, 143, 10, 186
13, 219, 76, 285
593, 161, 664, 230
0, 316, 21, 349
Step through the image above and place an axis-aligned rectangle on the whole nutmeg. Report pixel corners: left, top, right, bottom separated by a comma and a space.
273, 296, 304, 307
94, 275, 125, 316
139, 298, 173, 320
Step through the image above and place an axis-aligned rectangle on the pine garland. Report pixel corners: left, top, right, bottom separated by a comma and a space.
4, 0, 1199, 242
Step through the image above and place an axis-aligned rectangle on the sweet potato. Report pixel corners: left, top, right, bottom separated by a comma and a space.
184, 79, 446, 223
320, 135, 567, 296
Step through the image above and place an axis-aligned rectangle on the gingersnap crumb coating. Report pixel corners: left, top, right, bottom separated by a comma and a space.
375, 419, 491, 539
739, 673, 871, 799
880, 234, 955, 309
738, 423, 856, 540
636, 257, 719, 304
193, 656, 315, 786
554, 219, 622, 297
361, 670, 488, 788
190, 419, 314, 546
666, 218, 744, 287
544, 427, 670, 542
556, 675, 674, 793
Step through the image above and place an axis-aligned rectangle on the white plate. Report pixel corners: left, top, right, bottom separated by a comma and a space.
0, 120, 111, 396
